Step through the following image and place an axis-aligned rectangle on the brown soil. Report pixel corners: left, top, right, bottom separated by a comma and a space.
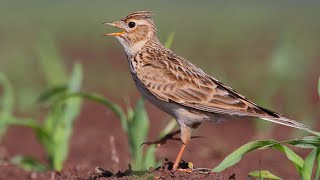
1, 100, 319, 179
0, 163, 233, 180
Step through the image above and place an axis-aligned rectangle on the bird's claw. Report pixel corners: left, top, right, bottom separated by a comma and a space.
140, 136, 204, 147
140, 136, 180, 147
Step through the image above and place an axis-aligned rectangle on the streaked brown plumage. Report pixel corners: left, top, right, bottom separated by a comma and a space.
105, 11, 310, 170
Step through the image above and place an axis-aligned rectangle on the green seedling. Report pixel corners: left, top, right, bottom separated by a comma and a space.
1, 63, 83, 171
0, 73, 14, 140
248, 170, 282, 180
213, 134, 320, 180
57, 92, 157, 170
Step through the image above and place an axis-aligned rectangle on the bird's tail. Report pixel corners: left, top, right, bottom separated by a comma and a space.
261, 116, 311, 131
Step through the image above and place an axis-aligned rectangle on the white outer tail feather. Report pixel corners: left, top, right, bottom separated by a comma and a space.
261, 117, 311, 131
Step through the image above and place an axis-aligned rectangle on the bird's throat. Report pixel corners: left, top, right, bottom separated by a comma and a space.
116, 37, 147, 59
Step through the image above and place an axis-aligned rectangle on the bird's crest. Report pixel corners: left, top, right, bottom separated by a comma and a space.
122, 11, 154, 21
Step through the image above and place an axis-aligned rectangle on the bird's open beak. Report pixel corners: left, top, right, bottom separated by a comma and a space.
104, 22, 125, 36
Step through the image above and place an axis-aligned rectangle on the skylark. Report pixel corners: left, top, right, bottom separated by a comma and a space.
105, 11, 310, 170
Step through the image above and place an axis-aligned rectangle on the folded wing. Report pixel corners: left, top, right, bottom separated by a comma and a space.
136, 55, 310, 131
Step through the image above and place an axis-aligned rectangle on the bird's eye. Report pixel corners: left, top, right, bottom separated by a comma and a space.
128, 22, 136, 28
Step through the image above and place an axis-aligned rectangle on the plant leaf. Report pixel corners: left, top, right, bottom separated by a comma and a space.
128, 98, 149, 170
301, 148, 319, 180
287, 136, 320, 148
159, 119, 177, 138
11, 156, 47, 172
248, 170, 282, 180
4, 117, 44, 133
36, 32, 67, 86
143, 146, 157, 169
213, 140, 278, 172
67, 63, 82, 92
37, 85, 67, 103
0, 73, 14, 115
124, 98, 134, 124
53, 92, 127, 132
49, 63, 83, 171
316, 148, 320, 180
4, 117, 52, 153
271, 144, 304, 175
164, 32, 175, 49
0, 73, 14, 139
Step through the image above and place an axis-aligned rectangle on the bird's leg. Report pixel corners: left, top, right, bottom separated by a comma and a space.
141, 129, 181, 147
173, 124, 191, 170
141, 125, 203, 147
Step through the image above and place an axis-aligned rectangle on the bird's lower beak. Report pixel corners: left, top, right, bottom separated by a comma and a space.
104, 22, 125, 36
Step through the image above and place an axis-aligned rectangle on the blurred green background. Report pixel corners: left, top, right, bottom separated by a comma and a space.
0, 0, 319, 127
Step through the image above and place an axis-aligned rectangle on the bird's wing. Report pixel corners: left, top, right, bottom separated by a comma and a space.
136, 54, 310, 130
137, 57, 272, 117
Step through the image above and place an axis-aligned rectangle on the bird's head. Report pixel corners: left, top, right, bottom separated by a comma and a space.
104, 11, 156, 56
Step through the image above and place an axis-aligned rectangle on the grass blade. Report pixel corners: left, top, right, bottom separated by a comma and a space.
37, 85, 67, 103
287, 136, 320, 148
11, 156, 47, 172
159, 119, 177, 138
4, 117, 44, 133
53, 92, 127, 132
301, 148, 319, 180
50, 63, 83, 171
164, 32, 175, 49
316, 148, 320, 180
212, 140, 278, 172
248, 170, 282, 180
36, 33, 67, 86
271, 144, 304, 174
213, 139, 305, 173
128, 98, 149, 170
0, 73, 14, 139
0, 73, 14, 115
67, 63, 82, 92
143, 146, 157, 169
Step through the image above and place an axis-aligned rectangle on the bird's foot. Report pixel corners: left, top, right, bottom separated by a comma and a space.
141, 130, 181, 147
173, 161, 211, 174
140, 130, 204, 147
172, 160, 194, 172
140, 134, 180, 147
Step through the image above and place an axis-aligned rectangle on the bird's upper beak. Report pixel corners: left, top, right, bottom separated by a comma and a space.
104, 21, 125, 36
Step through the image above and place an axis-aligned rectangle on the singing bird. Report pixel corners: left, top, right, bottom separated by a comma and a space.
104, 11, 310, 170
